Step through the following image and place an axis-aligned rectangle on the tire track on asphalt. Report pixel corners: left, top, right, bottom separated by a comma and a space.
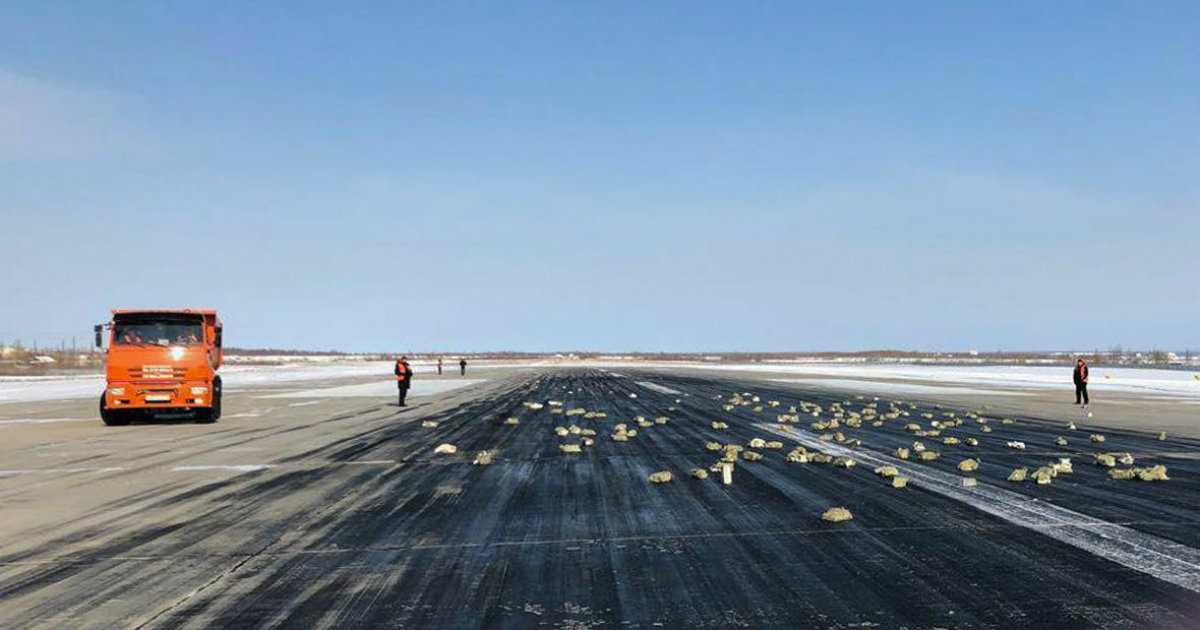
6, 369, 1200, 630
760, 423, 1200, 593
0, 379, 534, 630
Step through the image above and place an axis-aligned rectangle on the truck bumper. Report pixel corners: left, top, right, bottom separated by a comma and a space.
105, 381, 213, 410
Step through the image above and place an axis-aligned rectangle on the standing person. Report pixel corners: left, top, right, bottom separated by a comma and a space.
459, 358, 467, 376
437, 357, 443, 375
395, 356, 414, 406
1073, 358, 1089, 406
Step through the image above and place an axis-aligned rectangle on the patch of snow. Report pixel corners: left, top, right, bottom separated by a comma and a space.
0, 376, 106, 404
0, 360, 504, 404
770, 378, 1030, 396
671, 363, 1200, 400
262, 379, 487, 399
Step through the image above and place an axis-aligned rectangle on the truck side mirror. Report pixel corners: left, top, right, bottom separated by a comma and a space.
94, 325, 103, 349
214, 326, 223, 347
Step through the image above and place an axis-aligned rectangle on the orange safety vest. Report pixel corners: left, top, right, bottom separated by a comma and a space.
395, 361, 410, 382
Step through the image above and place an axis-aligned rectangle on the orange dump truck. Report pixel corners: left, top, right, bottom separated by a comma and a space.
95, 309, 223, 425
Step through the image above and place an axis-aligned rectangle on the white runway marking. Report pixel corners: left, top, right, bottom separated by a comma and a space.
759, 423, 1200, 593
172, 465, 273, 473
0, 417, 94, 426
0, 467, 125, 477
636, 381, 682, 395
288, 400, 323, 407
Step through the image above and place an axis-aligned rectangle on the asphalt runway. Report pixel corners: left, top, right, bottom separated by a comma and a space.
2, 369, 1199, 629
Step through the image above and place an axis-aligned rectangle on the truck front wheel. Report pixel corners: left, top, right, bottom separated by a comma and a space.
196, 378, 222, 424
100, 394, 130, 426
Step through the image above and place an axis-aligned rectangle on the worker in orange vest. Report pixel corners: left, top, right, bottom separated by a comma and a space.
395, 356, 414, 406
1073, 358, 1089, 406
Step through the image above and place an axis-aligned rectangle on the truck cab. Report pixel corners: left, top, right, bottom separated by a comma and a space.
96, 309, 223, 425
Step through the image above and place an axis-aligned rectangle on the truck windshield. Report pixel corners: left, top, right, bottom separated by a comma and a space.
113, 322, 203, 346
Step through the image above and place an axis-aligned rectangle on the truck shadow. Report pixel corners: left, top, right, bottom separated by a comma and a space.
122, 412, 210, 426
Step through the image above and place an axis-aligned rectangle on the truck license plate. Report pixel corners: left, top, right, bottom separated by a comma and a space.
145, 394, 171, 403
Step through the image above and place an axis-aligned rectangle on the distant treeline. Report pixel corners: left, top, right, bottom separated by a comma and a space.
225, 347, 358, 356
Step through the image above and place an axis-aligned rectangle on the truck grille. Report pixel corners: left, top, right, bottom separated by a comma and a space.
132, 366, 187, 379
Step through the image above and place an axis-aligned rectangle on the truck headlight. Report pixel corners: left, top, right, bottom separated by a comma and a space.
109, 387, 126, 396
190, 386, 209, 395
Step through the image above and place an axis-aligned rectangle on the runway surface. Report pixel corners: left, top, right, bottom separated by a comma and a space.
1, 368, 1199, 629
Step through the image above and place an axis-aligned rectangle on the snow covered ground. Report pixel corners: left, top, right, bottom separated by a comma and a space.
677, 363, 1200, 399
767, 378, 1031, 397
263, 379, 487, 399
0, 361, 404, 404
4, 359, 1198, 405
587, 361, 1200, 400
0, 356, 527, 404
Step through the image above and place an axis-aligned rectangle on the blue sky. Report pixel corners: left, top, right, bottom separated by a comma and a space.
1, 2, 1197, 352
